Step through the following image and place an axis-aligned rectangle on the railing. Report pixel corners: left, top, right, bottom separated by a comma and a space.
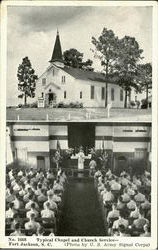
54, 167, 95, 178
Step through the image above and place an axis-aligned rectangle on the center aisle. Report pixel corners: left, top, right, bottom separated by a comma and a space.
57, 179, 105, 236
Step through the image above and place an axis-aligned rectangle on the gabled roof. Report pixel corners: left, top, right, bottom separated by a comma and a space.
62, 66, 117, 84
49, 31, 63, 63
44, 82, 61, 90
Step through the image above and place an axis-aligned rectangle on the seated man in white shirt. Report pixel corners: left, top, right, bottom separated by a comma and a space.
89, 159, 97, 174
35, 183, 42, 196
24, 213, 41, 234
107, 203, 120, 224
37, 189, 47, 203
47, 184, 54, 196
41, 201, 56, 231
98, 180, 105, 193
53, 179, 64, 194
102, 186, 114, 206
94, 169, 102, 180
112, 209, 129, 231
23, 187, 33, 203
130, 205, 140, 219
140, 224, 151, 237
121, 189, 131, 203
13, 193, 23, 210
52, 191, 62, 206
134, 190, 145, 203
43, 194, 58, 213
6, 202, 17, 219
25, 194, 39, 211
12, 181, 21, 192
133, 209, 149, 231
111, 178, 121, 191
17, 170, 23, 177
6, 188, 15, 203
126, 183, 135, 197
28, 168, 34, 177
19, 183, 26, 197
127, 197, 136, 211
41, 202, 55, 219
10, 223, 25, 236
26, 203, 39, 219
10, 213, 21, 230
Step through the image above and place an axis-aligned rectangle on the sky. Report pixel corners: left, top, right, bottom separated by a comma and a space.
7, 5, 152, 106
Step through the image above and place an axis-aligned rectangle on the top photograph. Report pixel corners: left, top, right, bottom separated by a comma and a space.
6, 5, 152, 122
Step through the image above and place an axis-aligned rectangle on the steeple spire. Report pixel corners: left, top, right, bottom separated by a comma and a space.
49, 30, 63, 64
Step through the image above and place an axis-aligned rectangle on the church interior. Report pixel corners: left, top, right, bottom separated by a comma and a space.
5, 121, 151, 237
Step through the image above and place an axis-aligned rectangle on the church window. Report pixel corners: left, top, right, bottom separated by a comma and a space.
120, 89, 123, 101
101, 87, 105, 100
42, 78, 46, 86
64, 91, 66, 99
80, 91, 82, 99
91, 86, 94, 99
41, 92, 44, 98
111, 88, 115, 101
62, 76, 66, 83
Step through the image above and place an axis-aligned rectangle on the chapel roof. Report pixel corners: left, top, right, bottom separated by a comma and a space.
62, 66, 117, 84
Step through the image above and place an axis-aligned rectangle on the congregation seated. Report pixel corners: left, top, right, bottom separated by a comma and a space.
94, 166, 151, 237
10, 223, 25, 236
5, 164, 67, 236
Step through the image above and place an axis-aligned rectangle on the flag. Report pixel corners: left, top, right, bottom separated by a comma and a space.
6, 127, 13, 165
57, 140, 61, 152
102, 136, 105, 153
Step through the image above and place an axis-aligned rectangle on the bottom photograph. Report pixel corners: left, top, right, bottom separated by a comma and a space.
5, 121, 151, 237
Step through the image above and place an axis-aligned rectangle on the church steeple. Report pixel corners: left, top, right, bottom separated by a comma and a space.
49, 30, 64, 67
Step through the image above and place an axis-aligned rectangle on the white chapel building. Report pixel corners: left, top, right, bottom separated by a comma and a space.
35, 31, 125, 108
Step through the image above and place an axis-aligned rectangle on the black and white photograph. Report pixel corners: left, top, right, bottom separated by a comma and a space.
0, 1, 157, 249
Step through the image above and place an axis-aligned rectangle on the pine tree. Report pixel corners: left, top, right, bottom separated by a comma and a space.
17, 57, 38, 105
115, 36, 143, 108
63, 48, 93, 71
92, 28, 119, 107
137, 63, 152, 108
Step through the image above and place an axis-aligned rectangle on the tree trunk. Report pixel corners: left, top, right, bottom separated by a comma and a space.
105, 64, 109, 108
146, 84, 148, 109
105, 82, 108, 108
124, 90, 128, 108
24, 93, 27, 106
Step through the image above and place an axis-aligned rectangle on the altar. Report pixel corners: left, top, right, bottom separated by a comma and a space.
70, 154, 91, 169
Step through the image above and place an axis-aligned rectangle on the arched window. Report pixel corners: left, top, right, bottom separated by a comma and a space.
80, 91, 82, 99
64, 91, 66, 99
111, 88, 115, 101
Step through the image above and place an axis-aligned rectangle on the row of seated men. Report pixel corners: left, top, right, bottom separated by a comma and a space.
94, 168, 151, 237
5, 166, 67, 236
